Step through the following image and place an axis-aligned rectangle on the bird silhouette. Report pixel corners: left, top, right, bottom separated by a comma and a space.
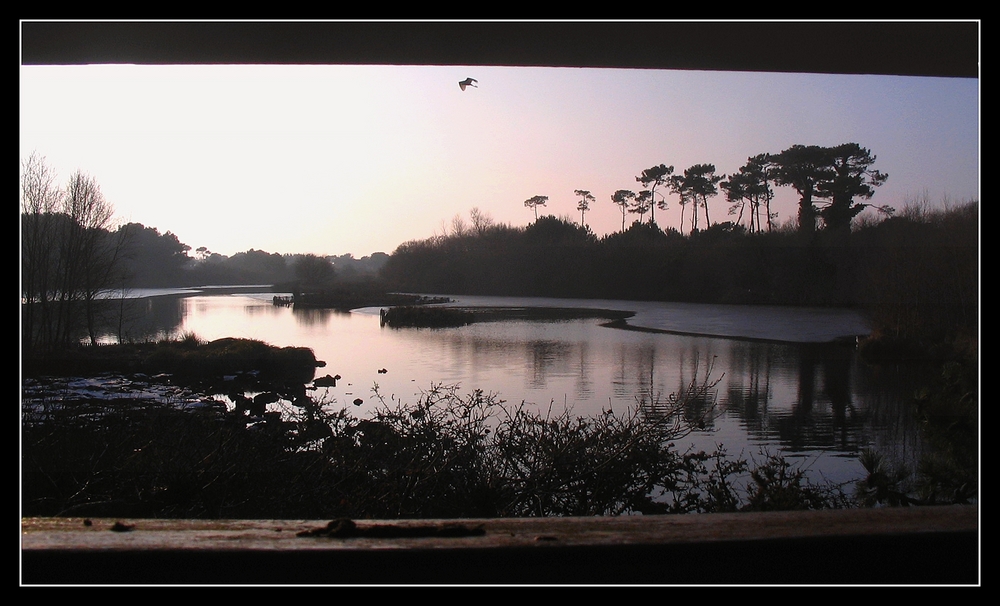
459, 78, 478, 91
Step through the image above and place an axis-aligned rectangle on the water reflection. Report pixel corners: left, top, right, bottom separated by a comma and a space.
292, 307, 348, 329
725, 341, 773, 428
88, 292, 925, 486
104, 295, 187, 343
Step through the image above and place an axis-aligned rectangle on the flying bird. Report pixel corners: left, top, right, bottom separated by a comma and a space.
459, 78, 478, 91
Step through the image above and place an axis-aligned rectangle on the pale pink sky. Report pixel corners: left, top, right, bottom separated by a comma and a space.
20, 64, 979, 258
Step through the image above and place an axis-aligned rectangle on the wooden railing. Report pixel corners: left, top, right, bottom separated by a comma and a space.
22, 504, 978, 584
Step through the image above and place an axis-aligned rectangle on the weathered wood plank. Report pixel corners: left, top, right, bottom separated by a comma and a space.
21, 505, 979, 584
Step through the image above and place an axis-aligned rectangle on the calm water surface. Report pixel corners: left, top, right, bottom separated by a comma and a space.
104, 290, 928, 488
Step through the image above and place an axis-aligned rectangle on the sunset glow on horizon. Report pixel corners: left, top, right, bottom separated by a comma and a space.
20, 63, 979, 259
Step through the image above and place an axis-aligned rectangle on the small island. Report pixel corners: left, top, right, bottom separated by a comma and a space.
379, 305, 634, 328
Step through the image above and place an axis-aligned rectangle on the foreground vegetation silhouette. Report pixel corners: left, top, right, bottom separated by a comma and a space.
22, 346, 854, 519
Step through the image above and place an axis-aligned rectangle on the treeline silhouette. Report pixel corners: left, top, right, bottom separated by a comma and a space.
22, 149, 977, 356
381, 202, 978, 352
120, 223, 389, 288
25, 205, 978, 356
22, 210, 391, 353
380, 140, 971, 335
20, 151, 389, 354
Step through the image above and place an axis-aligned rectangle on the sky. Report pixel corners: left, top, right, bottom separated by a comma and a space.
20, 63, 979, 259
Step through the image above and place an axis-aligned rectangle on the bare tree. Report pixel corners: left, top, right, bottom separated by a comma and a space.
63, 171, 128, 345
21, 156, 127, 352
450, 213, 469, 238
470, 206, 495, 236
20, 152, 61, 352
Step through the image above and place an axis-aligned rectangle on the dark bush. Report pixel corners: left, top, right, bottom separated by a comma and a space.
381, 306, 474, 328
22, 377, 850, 519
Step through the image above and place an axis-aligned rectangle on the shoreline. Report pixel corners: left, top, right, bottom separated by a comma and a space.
597, 317, 863, 346
88, 287, 871, 345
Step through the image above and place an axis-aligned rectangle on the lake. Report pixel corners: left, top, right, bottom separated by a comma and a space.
86, 288, 929, 490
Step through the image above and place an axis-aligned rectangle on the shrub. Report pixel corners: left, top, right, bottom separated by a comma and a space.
22, 379, 850, 519
381, 306, 474, 328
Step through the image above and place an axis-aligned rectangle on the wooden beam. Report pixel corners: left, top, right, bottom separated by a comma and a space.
22, 505, 979, 584
20, 21, 979, 78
